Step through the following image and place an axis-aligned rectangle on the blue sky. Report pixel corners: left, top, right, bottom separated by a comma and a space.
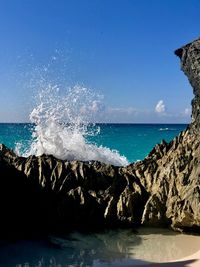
0, 0, 199, 123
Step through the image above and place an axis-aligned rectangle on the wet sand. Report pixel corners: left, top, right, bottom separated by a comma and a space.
130, 228, 200, 266
142, 251, 200, 267
172, 250, 200, 267
129, 228, 200, 264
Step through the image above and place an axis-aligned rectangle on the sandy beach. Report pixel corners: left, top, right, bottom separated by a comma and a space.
128, 248, 200, 267
175, 250, 200, 267
147, 251, 200, 266
148, 246, 200, 267
123, 229, 200, 267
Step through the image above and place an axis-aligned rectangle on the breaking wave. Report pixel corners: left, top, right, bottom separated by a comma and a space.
159, 128, 177, 131
21, 85, 128, 166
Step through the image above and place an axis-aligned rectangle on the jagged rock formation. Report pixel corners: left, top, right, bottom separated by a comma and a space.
0, 38, 200, 236
175, 39, 200, 132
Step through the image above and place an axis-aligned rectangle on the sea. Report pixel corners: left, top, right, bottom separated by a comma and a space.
0, 85, 187, 167
0, 123, 187, 165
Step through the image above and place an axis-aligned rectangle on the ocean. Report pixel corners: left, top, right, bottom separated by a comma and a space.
0, 86, 188, 166
0, 123, 187, 165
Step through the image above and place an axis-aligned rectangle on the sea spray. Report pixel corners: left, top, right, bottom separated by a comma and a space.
23, 85, 128, 166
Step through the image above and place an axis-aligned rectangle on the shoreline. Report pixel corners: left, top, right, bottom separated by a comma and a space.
146, 251, 200, 267
0, 228, 200, 267
128, 228, 200, 266
173, 250, 200, 267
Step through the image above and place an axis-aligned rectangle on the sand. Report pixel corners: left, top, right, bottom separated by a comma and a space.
144, 251, 200, 266
125, 228, 200, 266
172, 250, 200, 267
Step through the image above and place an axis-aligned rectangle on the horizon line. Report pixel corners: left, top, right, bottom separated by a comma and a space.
0, 122, 189, 125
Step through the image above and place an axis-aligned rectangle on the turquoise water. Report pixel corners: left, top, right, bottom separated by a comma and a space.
0, 123, 187, 163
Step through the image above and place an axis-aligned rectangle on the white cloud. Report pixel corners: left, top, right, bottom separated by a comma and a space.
107, 107, 138, 115
86, 102, 191, 123
155, 100, 165, 113
184, 107, 191, 116
102, 106, 153, 123
80, 101, 104, 115
90, 100, 102, 112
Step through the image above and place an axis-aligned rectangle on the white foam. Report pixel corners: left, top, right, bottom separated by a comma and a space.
159, 127, 176, 131
23, 85, 128, 166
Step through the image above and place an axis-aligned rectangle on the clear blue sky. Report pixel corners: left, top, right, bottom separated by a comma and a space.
0, 0, 199, 123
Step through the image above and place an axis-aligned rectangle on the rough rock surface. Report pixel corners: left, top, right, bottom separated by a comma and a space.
175, 39, 200, 132
0, 38, 200, 236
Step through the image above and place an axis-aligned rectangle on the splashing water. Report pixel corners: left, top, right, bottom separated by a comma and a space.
23, 85, 128, 166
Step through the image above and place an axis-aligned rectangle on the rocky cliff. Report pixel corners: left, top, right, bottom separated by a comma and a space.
175, 39, 200, 132
0, 38, 200, 236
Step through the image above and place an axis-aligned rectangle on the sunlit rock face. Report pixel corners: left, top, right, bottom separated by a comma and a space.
122, 39, 200, 232
175, 39, 200, 132
0, 38, 200, 237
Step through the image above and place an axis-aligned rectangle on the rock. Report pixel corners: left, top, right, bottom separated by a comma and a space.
0, 38, 200, 236
175, 38, 200, 132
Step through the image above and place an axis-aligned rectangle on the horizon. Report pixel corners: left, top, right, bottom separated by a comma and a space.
0, 122, 189, 125
0, 0, 199, 123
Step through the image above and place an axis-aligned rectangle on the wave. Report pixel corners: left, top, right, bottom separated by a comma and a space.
159, 127, 177, 131
17, 85, 128, 166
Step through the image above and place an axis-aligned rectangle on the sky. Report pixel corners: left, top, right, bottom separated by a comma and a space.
0, 0, 199, 123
